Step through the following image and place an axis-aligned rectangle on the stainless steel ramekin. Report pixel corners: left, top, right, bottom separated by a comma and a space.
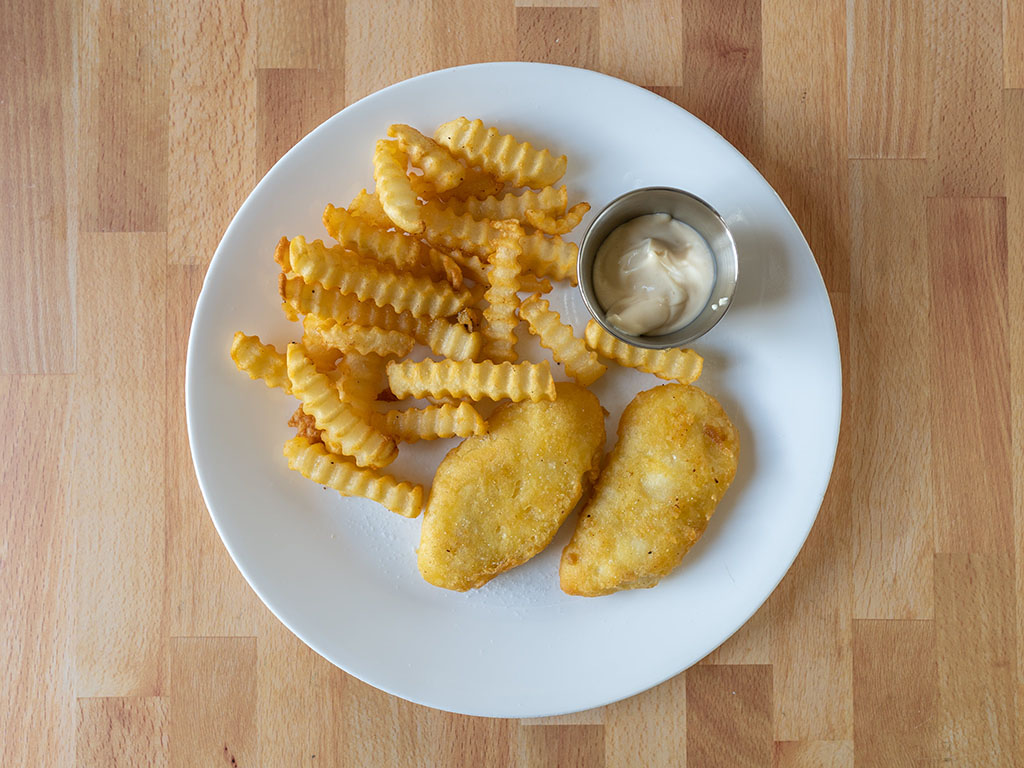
577, 187, 739, 349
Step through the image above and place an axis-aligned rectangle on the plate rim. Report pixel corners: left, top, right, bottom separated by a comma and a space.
185, 61, 843, 718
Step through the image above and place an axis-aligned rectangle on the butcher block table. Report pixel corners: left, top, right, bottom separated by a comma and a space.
4, 0, 1022, 765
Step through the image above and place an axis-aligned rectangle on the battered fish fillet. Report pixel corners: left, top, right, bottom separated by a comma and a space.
419, 382, 606, 591
560, 384, 739, 597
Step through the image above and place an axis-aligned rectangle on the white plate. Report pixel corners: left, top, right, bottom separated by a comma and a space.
186, 63, 841, 718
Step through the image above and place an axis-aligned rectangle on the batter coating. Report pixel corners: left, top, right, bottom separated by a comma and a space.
419, 382, 606, 591
560, 384, 739, 596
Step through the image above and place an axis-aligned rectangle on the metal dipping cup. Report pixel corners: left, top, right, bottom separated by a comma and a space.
577, 187, 739, 349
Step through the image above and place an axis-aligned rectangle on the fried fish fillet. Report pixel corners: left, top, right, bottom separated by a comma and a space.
418, 382, 606, 591
560, 384, 739, 597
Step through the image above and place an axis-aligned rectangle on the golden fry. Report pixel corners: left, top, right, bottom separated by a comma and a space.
584, 320, 703, 383
519, 295, 606, 386
414, 316, 485, 362
524, 202, 591, 235
274, 235, 291, 270
519, 232, 578, 284
373, 139, 422, 233
286, 344, 397, 468
481, 221, 523, 363
307, 316, 415, 357
323, 203, 425, 273
560, 385, 739, 595
444, 165, 504, 201
284, 436, 423, 518
434, 117, 567, 188
409, 166, 503, 203
386, 358, 556, 403
279, 275, 482, 361
407, 172, 438, 200
289, 235, 470, 318
445, 186, 567, 222
519, 274, 554, 294
281, 273, 392, 326
230, 332, 290, 392
420, 201, 499, 257
372, 402, 486, 443
323, 205, 454, 283
388, 123, 465, 193
348, 188, 393, 230
418, 208, 577, 284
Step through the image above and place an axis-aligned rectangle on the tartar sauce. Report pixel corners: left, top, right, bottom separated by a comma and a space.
593, 213, 715, 336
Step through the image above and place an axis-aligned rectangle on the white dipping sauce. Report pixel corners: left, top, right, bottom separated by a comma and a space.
592, 213, 716, 336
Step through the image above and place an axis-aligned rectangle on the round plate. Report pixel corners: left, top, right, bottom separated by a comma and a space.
186, 63, 841, 718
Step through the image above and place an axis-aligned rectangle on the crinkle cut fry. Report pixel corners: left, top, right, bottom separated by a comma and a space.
230, 332, 290, 392
371, 402, 486, 443
288, 235, 470, 318
388, 123, 465, 192
386, 358, 556, 403
584, 320, 703, 383
445, 165, 504, 201
420, 201, 500, 258
348, 189, 393, 230
284, 436, 423, 518
413, 314, 485, 362
525, 202, 591, 235
434, 117, 567, 188
481, 222, 523, 363
519, 295, 606, 386
519, 274, 554, 294
279, 275, 482, 361
419, 203, 578, 285
323, 203, 427, 273
373, 139, 423, 233
408, 165, 503, 203
286, 343, 398, 468
281, 272, 402, 329
306, 316, 415, 357
326, 199, 459, 286
519, 232, 578, 284
274, 236, 292, 269
444, 186, 567, 222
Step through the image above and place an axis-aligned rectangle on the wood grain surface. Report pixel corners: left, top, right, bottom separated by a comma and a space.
2, 0, 1020, 765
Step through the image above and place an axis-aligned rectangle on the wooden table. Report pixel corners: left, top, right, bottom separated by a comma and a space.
4, 0, 1021, 765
